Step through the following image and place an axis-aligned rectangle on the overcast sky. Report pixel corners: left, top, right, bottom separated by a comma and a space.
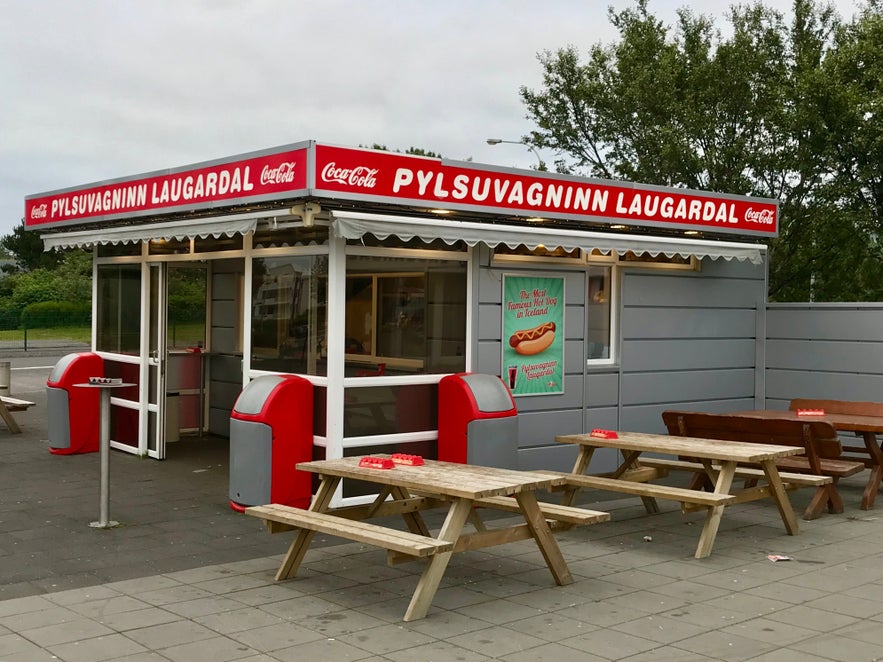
1, 0, 861, 239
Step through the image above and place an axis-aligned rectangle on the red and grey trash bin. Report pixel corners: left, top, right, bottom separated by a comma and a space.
437, 372, 519, 469
229, 374, 313, 512
46, 352, 104, 455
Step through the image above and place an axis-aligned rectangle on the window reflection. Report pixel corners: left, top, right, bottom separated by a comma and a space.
588, 266, 612, 360
345, 257, 466, 375
96, 264, 141, 354
250, 255, 328, 374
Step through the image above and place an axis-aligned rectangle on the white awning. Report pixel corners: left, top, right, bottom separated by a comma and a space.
41, 215, 259, 250
331, 210, 766, 264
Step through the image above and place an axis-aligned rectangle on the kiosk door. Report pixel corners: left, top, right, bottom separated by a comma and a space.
147, 263, 168, 459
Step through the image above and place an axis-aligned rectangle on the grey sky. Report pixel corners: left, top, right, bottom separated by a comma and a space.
1, 0, 860, 239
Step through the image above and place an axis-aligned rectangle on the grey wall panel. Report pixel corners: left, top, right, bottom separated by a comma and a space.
477, 340, 502, 376
209, 408, 231, 437
518, 409, 583, 447
624, 272, 762, 308
622, 338, 756, 371
210, 380, 243, 409
585, 372, 619, 407
212, 272, 239, 298
518, 444, 580, 472
767, 307, 883, 341
621, 307, 757, 339
767, 339, 883, 373
212, 300, 238, 327
564, 306, 584, 339
478, 304, 501, 340
477, 268, 503, 304
766, 369, 883, 403
621, 399, 758, 433
583, 406, 619, 430
211, 328, 239, 352
621, 369, 755, 405
515, 374, 584, 411
564, 339, 585, 372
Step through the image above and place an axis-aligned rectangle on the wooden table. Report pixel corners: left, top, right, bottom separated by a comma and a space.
733, 407, 883, 510
0, 395, 36, 434
556, 431, 804, 559
249, 457, 582, 621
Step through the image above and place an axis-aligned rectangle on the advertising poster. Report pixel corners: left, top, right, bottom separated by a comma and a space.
502, 275, 564, 396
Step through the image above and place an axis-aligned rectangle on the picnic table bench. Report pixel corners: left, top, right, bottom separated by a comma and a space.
247, 456, 610, 621
663, 411, 863, 519
0, 395, 36, 434
555, 430, 804, 558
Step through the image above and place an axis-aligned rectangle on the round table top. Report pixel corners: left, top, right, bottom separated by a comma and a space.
73, 382, 136, 389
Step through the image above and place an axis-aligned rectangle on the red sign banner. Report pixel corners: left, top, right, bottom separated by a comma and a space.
25, 142, 777, 236
313, 144, 778, 236
25, 148, 309, 228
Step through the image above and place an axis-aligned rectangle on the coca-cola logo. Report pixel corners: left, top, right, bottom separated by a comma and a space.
321, 162, 378, 189
260, 162, 297, 185
745, 207, 774, 225
30, 203, 48, 219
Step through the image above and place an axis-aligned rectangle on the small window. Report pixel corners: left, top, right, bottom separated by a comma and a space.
587, 266, 613, 362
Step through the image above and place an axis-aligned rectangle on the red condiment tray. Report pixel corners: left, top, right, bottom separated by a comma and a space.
796, 409, 825, 416
390, 453, 424, 466
358, 456, 395, 469
590, 428, 618, 439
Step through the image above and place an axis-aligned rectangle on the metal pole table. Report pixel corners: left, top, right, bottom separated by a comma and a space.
74, 381, 135, 529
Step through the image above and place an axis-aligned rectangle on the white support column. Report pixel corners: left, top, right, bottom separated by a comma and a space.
325, 234, 347, 462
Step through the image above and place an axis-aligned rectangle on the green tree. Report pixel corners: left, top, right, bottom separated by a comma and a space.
520, 0, 882, 301
0, 220, 64, 272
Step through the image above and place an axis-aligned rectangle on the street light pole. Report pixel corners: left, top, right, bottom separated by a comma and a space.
486, 138, 545, 170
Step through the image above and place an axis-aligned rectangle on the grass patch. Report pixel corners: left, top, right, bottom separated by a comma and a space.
0, 326, 91, 342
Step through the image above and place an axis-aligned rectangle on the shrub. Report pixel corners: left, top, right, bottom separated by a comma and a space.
20, 301, 91, 328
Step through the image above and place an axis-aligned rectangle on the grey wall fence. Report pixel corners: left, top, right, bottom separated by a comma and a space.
765, 302, 883, 408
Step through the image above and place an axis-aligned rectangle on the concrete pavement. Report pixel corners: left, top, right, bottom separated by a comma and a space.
2, 356, 883, 660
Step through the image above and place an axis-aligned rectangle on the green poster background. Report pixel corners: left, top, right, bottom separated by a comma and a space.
502, 275, 564, 396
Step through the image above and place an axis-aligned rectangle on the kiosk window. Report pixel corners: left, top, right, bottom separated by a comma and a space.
345, 257, 466, 375
250, 255, 328, 375
96, 264, 141, 355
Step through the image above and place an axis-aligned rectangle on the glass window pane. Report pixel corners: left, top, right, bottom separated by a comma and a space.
345, 256, 466, 376
96, 264, 141, 354
587, 266, 612, 360
250, 255, 328, 375
167, 266, 206, 350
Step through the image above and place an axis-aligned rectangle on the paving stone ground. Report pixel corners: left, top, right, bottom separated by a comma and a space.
3, 358, 883, 660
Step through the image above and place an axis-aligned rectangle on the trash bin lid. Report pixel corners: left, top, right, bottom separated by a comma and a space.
460, 373, 513, 412
48, 353, 82, 383
234, 375, 288, 415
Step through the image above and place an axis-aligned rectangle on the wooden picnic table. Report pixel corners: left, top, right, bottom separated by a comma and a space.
0, 395, 36, 434
732, 402, 883, 510
247, 457, 609, 621
555, 431, 806, 559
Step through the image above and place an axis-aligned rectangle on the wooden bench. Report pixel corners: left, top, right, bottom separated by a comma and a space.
245, 504, 454, 559
662, 411, 865, 519
556, 472, 736, 508
476, 495, 611, 527
0, 395, 36, 434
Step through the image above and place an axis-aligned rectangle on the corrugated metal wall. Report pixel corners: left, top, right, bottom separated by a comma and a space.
474, 246, 768, 472
765, 303, 883, 408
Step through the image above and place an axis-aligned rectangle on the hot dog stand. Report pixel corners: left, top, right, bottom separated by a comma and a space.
25, 140, 776, 506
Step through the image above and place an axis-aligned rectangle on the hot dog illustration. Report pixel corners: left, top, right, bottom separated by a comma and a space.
509, 321, 556, 355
